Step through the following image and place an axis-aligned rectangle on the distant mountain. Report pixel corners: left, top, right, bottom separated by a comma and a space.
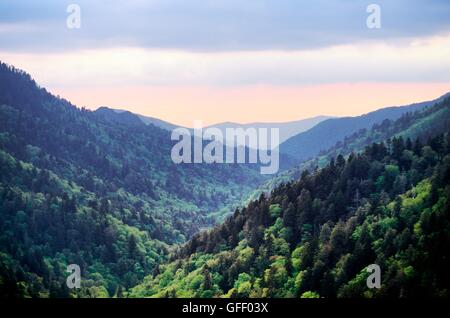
280, 93, 450, 164
96, 108, 331, 149
208, 116, 332, 149
246, 95, 450, 201
93, 107, 300, 172
96, 107, 180, 131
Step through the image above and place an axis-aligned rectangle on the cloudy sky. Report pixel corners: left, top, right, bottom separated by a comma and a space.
1, 0, 450, 126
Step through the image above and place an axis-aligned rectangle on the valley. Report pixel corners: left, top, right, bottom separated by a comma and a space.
0, 61, 449, 298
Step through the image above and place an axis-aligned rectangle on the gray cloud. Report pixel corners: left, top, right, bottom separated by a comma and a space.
0, 0, 450, 52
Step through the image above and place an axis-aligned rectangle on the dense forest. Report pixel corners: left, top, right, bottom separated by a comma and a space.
0, 61, 449, 298
247, 95, 450, 202
131, 125, 450, 297
279, 93, 448, 163
0, 62, 264, 297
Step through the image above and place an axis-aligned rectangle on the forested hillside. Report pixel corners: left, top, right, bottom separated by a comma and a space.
130, 130, 450, 297
0, 62, 264, 297
279, 93, 450, 164
249, 97, 450, 199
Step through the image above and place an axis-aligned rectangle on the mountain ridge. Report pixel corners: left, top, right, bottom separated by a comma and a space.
95, 106, 333, 148
96, 106, 181, 131
207, 115, 333, 146
280, 92, 450, 164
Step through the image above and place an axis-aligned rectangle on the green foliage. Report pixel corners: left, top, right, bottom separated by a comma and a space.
301, 291, 320, 298
131, 133, 450, 298
269, 204, 281, 218
0, 62, 264, 297
247, 97, 450, 201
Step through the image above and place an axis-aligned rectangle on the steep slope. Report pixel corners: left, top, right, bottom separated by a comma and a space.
0, 149, 167, 297
130, 131, 450, 298
280, 93, 450, 164
0, 62, 265, 241
247, 97, 450, 199
0, 62, 264, 296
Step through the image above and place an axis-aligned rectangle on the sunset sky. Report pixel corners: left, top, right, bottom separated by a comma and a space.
1, 0, 449, 127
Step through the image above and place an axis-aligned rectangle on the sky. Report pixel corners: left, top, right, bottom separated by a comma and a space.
1, 0, 450, 127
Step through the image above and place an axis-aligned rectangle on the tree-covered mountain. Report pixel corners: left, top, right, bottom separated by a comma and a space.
130, 102, 450, 298
0, 62, 265, 297
280, 93, 450, 164
248, 96, 450, 200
